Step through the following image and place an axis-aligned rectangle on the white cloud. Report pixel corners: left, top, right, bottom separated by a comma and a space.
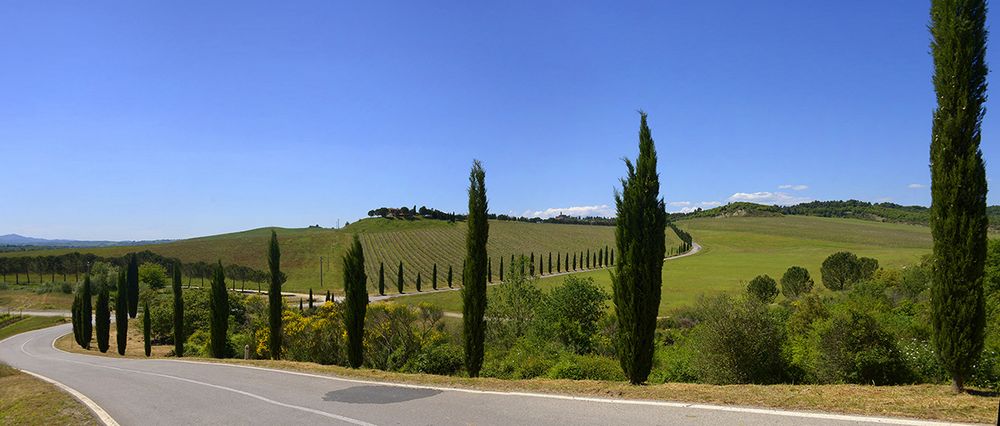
778, 184, 809, 191
728, 192, 811, 206
523, 205, 614, 219
668, 201, 692, 207
908, 183, 927, 189
668, 201, 722, 214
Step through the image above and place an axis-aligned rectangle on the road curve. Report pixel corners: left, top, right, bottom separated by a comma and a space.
0, 324, 962, 426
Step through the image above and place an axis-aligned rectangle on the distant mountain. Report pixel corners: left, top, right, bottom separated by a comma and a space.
668, 200, 1000, 228
0, 234, 173, 249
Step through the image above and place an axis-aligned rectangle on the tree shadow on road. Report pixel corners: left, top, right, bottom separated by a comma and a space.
323, 385, 441, 404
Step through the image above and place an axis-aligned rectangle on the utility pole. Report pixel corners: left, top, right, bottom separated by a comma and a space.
319, 256, 324, 287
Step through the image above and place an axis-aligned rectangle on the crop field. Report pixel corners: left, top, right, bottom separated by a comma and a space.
398, 215, 934, 314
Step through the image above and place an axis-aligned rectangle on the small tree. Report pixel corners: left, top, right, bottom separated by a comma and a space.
96, 281, 110, 353
543, 275, 609, 354
448, 265, 454, 288
499, 257, 504, 281
127, 254, 139, 318
557, 252, 562, 273
81, 274, 92, 349
308, 288, 314, 309
746, 274, 779, 303
397, 261, 404, 294
858, 257, 879, 281
433, 263, 439, 289
143, 300, 152, 357
172, 262, 184, 357
342, 234, 368, 368
378, 262, 385, 296
139, 262, 167, 290
780, 266, 813, 299
209, 261, 229, 358
572, 253, 577, 271
548, 252, 553, 275
529, 253, 535, 276
416, 273, 422, 292
821, 252, 862, 291
586, 249, 591, 269
115, 269, 128, 355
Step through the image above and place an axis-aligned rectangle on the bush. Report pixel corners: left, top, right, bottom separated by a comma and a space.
279, 303, 347, 365
689, 295, 789, 384
364, 302, 446, 371
60, 282, 73, 294
546, 354, 625, 381
485, 259, 544, 345
746, 275, 778, 303
780, 266, 813, 299
541, 276, 609, 354
807, 308, 911, 385
482, 339, 560, 379
139, 262, 167, 290
407, 344, 464, 375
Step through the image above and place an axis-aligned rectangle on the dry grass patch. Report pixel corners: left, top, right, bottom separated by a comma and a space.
0, 364, 99, 425
56, 325, 172, 358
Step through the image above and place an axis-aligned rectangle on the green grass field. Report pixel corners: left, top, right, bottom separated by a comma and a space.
1, 218, 686, 295
399, 215, 933, 314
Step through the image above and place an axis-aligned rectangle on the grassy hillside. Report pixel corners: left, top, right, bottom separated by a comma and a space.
400, 215, 933, 314
3, 219, 678, 294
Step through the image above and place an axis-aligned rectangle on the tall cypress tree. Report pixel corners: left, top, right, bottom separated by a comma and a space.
539, 255, 544, 276
268, 230, 283, 360
172, 261, 184, 357
127, 253, 139, 318
557, 252, 561, 273
565, 252, 569, 271
433, 263, 439, 289
378, 262, 385, 296
72, 290, 81, 347
82, 274, 92, 349
416, 273, 422, 292
499, 257, 504, 281
462, 160, 489, 377
448, 265, 453, 288
397, 261, 404, 294
573, 253, 577, 271
605, 245, 610, 266
586, 249, 591, 269
612, 112, 667, 384
929, 0, 989, 393
530, 253, 535, 276
115, 269, 128, 355
343, 234, 368, 369
548, 252, 552, 274
610, 248, 615, 265
143, 300, 152, 357
308, 288, 314, 309
209, 261, 229, 358
96, 281, 110, 353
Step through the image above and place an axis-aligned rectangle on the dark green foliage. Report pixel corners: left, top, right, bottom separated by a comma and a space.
548, 252, 552, 275
858, 257, 879, 281
127, 254, 139, 318
780, 266, 814, 299
565, 252, 569, 271
610, 249, 614, 265
299, 299, 303, 311
462, 159, 489, 377
448, 265, 453, 288
71, 289, 82, 347
612, 112, 667, 385
172, 262, 184, 357
543, 276, 609, 354
434, 263, 439, 289
529, 253, 535, 276
929, 0, 989, 392
821, 251, 863, 291
308, 288, 314, 309
746, 274, 779, 303
499, 257, 504, 281
586, 249, 590, 269
416, 273, 422, 292
81, 275, 92, 349
605, 245, 610, 266
268, 230, 282, 359
539, 255, 543, 276
556, 253, 561, 273
115, 269, 128, 355
95, 281, 110, 353
397, 261, 404, 294
572, 253, 577, 271
143, 300, 151, 357
690, 295, 789, 384
809, 309, 910, 385
209, 261, 229, 358
343, 234, 368, 369
378, 262, 385, 296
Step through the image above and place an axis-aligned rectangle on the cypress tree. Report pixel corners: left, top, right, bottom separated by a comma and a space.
326, 290, 331, 302
82, 274, 92, 349
929, 0, 989, 392
209, 261, 229, 358
342, 234, 368, 368
548, 252, 552, 275
565, 252, 569, 271
268, 230, 282, 360
573, 253, 577, 271
499, 257, 504, 281
520, 256, 525, 276
530, 253, 535, 276
127, 253, 139, 318
416, 273, 422, 292
397, 261, 404, 294
611, 248, 615, 265
143, 300, 151, 357
378, 262, 385, 296
299, 299, 303, 311
71, 290, 81, 347
308, 288, 314, 309
539, 255, 544, 276
462, 160, 489, 377
96, 281, 110, 353
488, 258, 492, 283
586, 249, 591, 269
605, 245, 610, 266
448, 265, 453, 288
115, 269, 128, 355
557, 252, 561, 273
172, 261, 184, 357
433, 263, 439, 289
612, 112, 667, 384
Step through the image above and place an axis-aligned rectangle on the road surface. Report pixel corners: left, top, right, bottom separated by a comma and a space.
0, 323, 964, 426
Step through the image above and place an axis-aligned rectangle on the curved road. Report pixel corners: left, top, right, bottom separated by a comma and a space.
1, 324, 960, 425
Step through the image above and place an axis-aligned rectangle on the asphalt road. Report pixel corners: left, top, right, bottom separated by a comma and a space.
0, 323, 966, 426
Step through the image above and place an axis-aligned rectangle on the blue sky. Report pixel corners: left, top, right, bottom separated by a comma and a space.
2, 1, 998, 240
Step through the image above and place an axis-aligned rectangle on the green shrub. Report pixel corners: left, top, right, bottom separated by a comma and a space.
650, 331, 697, 383
746, 275, 778, 303
486, 258, 544, 345
364, 302, 446, 371
541, 276, 608, 354
546, 354, 625, 381
482, 339, 559, 379
807, 309, 911, 385
408, 344, 464, 375
780, 266, 813, 299
689, 295, 789, 384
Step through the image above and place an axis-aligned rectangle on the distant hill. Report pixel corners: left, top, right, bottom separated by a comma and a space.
0, 234, 173, 249
668, 200, 1000, 228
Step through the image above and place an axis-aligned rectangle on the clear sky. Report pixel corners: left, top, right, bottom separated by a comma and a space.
3, 1, 998, 240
